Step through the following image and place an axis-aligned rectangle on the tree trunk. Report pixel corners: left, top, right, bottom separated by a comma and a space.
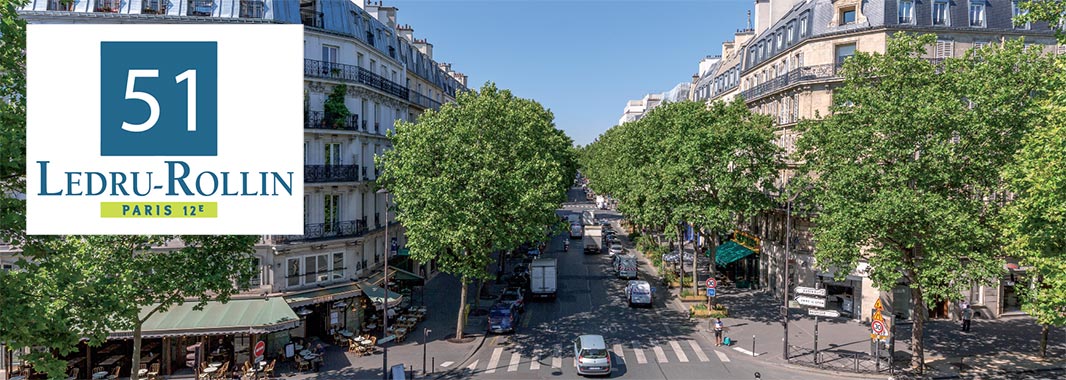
1040, 324, 1049, 358
708, 234, 719, 308
692, 227, 700, 298
131, 322, 143, 380
911, 285, 927, 374
678, 226, 686, 290
456, 277, 468, 340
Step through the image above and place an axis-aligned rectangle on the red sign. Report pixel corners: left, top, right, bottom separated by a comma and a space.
706, 278, 717, 289
871, 320, 887, 335
254, 341, 266, 359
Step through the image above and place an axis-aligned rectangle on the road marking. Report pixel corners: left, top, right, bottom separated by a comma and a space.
529, 356, 541, 370
687, 340, 710, 362
669, 340, 689, 362
631, 342, 648, 364
486, 347, 503, 374
733, 346, 758, 356
466, 360, 479, 370
507, 352, 520, 372
439, 361, 454, 368
612, 344, 625, 362
552, 356, 562, 368
652, 345, 669, 363
714, 350, 730, 363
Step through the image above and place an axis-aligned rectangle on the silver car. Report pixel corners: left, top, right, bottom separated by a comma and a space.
625, 280, 653, 307
573, 334, 612, 376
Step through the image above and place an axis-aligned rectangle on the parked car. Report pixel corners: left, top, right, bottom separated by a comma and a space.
499, 287, 526, 313
573, 335, 612, 376
625, 280, 653, 307
615, 255, 638, 279
608, 245, 623, 256
488, 303, 519, 334
608, 236, 622, 246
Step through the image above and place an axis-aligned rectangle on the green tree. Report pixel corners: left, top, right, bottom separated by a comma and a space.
324, 84, 351, 128
1017, 0, 1066, 43
379, 83, 573, 339
795, 33, 1053, 373
1002, 56, 1066, 357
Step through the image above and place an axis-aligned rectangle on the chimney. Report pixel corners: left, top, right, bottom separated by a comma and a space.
698, 55, 721, 77
378, 5, 399, 29
734, 28, 755, 48
722, 41, 735, 57
770, 0, 796, 26
396, 24, 414, 42
437, 62, 452, 72
413, 38, 433, 59
754, 0, 771, 34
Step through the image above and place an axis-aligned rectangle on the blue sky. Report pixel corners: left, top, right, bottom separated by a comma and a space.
386, 0, 754, 146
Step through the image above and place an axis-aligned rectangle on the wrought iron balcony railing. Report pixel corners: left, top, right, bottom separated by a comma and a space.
305, 111, 360, 132
304, 59, 409, 100
305, 164, 360, 183
188, 0, 214, 16
273, 219, 369, 244
95, 0, 121, 12
409, 92, 442, 110
142, 0, 166, 14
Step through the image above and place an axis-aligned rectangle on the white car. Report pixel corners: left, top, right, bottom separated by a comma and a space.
608, 245, 623, 256
625, 280, 653, 307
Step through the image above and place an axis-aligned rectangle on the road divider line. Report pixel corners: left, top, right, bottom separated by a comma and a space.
714, 350, 730, 363
687, 340, 710, 362
652, 345, 668, 363
669, 340, 689, 362
631, 342, 648, 364
486, 347, 503, 374
507, 352, 520, 372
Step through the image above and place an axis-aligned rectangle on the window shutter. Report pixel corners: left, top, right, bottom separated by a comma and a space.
935, 39, 955, 58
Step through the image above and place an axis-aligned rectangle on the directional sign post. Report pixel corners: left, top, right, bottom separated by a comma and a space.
807, 308, 840, 318
794, 295, 827, 308
794, 286, 827, 297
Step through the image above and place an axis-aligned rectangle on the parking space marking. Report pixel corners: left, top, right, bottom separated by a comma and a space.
507, 352, 520, 372
715, 350, 731, 363
486, 347, 503, 374
652, 345, 668, 363
631, 342, 648, 364
669, 340, 689, 362
688, 340, 710, 362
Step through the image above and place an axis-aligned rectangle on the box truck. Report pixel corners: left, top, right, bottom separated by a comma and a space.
529, 258, 557, 299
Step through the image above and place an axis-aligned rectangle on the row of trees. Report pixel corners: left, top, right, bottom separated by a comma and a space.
378, 83, 577, 340
580, 33, 1065, 373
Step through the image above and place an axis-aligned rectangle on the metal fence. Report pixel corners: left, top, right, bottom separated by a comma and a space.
787, 345, 891, 374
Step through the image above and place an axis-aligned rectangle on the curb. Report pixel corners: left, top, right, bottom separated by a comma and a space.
694, 329, 894, 380
431, 330, 488, 379
926, 364, 1066, 380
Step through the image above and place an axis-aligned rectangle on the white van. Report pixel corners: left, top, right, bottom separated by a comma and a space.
615, 255, 637, 279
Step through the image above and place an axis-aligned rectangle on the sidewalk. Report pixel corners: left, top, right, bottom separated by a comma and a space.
626, 226, 1066, 379
285, 273, 488, 379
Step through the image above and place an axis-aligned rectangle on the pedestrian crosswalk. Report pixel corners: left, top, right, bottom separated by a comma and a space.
468, 340, 720, 375
561, 203, 596, 209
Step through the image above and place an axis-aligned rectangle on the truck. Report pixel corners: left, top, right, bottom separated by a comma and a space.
529, 258, 558, 299
583, 225, 603, 254
582, 209, 597, 226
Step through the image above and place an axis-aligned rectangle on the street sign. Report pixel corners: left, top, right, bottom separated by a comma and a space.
254, 341, 265, 362
871, 319, 888, 336
706, 278, 717, 289
706, 288, 716, 297
795, 295, 827, 308
807, 308, 840, 318
873, 298, 885, 312
794, 286, 827, 296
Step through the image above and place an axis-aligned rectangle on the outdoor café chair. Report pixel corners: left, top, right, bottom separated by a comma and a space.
147, 363, 160, 380
65, 367, 79, 380
106, 366, 121, 380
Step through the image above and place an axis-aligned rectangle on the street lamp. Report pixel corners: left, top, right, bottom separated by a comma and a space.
376, 187, 391, 380
782, 182, 813, 361
422, 328, 432, 376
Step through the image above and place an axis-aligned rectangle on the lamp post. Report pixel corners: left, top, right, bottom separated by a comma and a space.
377, 188, 391, 380
782, 182, 812, 360
422, 328, 432, 376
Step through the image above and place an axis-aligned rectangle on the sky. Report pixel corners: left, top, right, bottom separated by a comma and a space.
385, 0, 755, 146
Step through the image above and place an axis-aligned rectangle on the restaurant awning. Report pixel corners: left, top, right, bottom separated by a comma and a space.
109, 297, 299, 339
388, 267, 424, 284
715, 241, 756, 267
360, 282, 403, 309
284, 283, 363, 308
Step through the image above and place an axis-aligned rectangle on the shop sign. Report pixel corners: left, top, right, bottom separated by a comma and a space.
733, 230, 761, 252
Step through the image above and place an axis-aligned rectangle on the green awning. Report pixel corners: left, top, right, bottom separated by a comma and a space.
715, 241, 756, 267
361, 282, 403, 309
397, 248, 410, 256
388, 267, 424, 283
284, 283, 363, 308
110, 297, 299, 339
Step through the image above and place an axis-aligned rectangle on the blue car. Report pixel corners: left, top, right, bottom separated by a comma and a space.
487, 303, 518, 334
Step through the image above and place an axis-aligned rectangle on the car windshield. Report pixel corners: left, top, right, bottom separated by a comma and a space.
490, 309, 512, 317
581, 349, 608, 359
632, 287, 650, 294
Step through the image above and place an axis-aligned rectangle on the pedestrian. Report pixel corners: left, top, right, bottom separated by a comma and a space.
961, 304, 973, 332
713, 317, 725, 346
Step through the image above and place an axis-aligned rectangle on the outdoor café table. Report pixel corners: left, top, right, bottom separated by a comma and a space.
203, 366, 219, 375
208, 362, 222, 368
92, 371, 109, 379
294, 344, 304, 351
99, 355, 124, 366
339, 330, 354, 338
366, 324, 377, 330
10, 376, 26, 380
140, 353, 158, 363
359, 338, 373, 346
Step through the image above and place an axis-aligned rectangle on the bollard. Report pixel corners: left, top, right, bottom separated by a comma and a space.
752, 335, 756, 357
431, 357, 435, 375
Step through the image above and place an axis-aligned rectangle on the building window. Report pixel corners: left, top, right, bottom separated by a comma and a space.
143, 0, 167, 14
787, 22, 795, 43
935, 39, 955, 59
332, 252, 345, 280
840, 7, 856, 25
799, 16, 809, 37
776, 32, 784, 50
249, 257, 262, 287
933, 0, 949, 26
239, 0, 264, 18
188, 0, 214, 16
969, 1, 986, 27
835, 44, 856, 66
974, 41, 990, 50
898, 0, 914, 24
1013, 0, 1030, 29
322, 45, 338, 63
324, 143, 341, 165
287, 258, 300, 287
324, 194, 340, 232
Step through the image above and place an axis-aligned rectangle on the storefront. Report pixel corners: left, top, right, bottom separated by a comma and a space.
285, 283, 366, 345
714, 231, 760, 289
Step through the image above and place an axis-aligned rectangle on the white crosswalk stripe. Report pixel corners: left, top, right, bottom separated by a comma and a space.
715, 350, 731, 362
466, 360, 479, 370
485, 347, 503, 374
612, 344, 625, 361
552, 356, 562, 369
439, 361, 454, 368
669, 340, 689, 362
507, 352, 520, 372
529, 356, 541, 370
688, 340, 710, 362
631, 342, 648, 364
652, 345, 669, 363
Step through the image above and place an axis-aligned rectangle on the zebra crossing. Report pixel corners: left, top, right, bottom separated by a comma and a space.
561, 203, 596, 209
468, 340, 723, 375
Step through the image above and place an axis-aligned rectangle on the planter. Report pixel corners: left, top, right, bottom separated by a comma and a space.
690, 305, 729, 319
679, 295, 707, 302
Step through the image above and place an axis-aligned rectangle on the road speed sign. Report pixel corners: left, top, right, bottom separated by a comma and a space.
871, 319, 887, 336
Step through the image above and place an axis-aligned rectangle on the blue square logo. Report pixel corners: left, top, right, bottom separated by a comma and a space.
100, 42, 218, 156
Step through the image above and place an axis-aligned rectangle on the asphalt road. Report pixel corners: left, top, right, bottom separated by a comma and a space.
440, 187, 851, 380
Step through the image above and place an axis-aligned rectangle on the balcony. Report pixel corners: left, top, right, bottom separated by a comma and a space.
409, 92, 442, 110
47, 0, 72, 11
740, 64, 841, 103
239, 0, 264, 18
95, 0, 121, 12
305, 164, 360, 183
142, 0, 166, 14
187, 0, 214, 16
304, 59, 409, 101
305, 111, 359, 132
273, 219, 369, 244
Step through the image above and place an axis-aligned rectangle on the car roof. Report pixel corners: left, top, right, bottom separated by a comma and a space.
577, 335, 607, 349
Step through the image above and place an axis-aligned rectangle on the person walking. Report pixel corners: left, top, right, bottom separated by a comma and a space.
713, 318, 725, 346
961, 304, 973, 332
